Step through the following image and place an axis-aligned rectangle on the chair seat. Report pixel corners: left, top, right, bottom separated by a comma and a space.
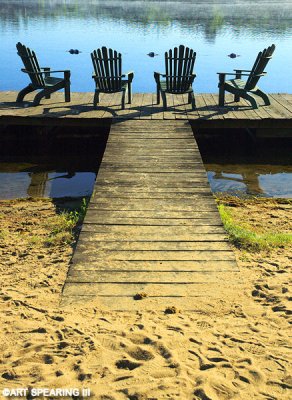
44, 76, 65, 86
94, 80, 128, 93
160, 81, 193, 94
225, 79, 259, 93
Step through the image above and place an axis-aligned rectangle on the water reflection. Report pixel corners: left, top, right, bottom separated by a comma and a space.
1, 1, 291, 35
207, 164, 292, 197
0, 163, 96, 199
1, 1, 291, 92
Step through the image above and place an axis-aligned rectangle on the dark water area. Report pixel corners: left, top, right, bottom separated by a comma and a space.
1, 0, 291, 93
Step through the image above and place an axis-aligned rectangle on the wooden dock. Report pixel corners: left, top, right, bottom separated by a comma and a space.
0, 91, 292, 130
1, 90, 290, 309
61, 120, 239, 310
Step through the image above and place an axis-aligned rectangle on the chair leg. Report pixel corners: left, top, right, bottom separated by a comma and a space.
189, 91, 196, 110
121, 90, 126, 110
33, 87, 57, 106
16, 85, 35, 102
93, 91, 100, 108
156, 86, 160, 104
161, 91, 167, 110
218, 86, 225, 107
127, 83, 132, 104
240, 92, 258, 109
32, 89, 47, 106
64, 81, 71, 103
64, 71, 71, 102
253, 89, 270, 106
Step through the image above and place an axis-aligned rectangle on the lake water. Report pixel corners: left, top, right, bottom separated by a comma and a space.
1, 0, 292, 93
0, 1, 291, 199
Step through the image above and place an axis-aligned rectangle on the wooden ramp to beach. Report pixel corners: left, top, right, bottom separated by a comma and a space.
62, 120, 239, 310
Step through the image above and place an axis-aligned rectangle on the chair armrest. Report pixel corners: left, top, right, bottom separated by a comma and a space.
217, 72, 251, 77
125, 71, 134, 82
92, 74, 125, 80
217, 72, 238, 76
234, 69, 252, 73
21, 68, 70, 75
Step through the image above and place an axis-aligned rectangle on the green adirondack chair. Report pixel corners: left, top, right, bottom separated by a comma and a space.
91, 47, 134, 109
16, 42, 71, 106
154, 45, 197, 110
217, 44, 276, 109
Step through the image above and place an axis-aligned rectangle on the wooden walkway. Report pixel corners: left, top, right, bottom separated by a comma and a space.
0, 91, 292, 129
61, 120, 239, 310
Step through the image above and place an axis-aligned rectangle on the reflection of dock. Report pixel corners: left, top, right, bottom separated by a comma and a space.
0, 92, 292, 131
208, 164, 292, 196
27, 172, 48, 197
61, 120, 239, 310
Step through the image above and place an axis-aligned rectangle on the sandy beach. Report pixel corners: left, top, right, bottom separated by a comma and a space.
0, 197, 291, 399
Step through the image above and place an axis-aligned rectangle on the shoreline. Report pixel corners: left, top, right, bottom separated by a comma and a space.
0, 196, 291, 399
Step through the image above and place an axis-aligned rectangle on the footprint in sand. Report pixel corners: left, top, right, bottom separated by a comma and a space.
116, 359, 142, 371
43, 354, 54, 364
2, 370, 18, 380
125, 333, 153, 345
196, 320, 212, 329
252, 282, 291, 319
167, 325, 184, 334
100, 336, 121, 352
126, 346, 155, 361
239, 343, 266, 355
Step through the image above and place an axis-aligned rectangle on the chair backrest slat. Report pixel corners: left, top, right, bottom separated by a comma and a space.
164, 45, 196, 93
91, 47, 123, 92
245, 44, 275, 90
16, 42, 45, 87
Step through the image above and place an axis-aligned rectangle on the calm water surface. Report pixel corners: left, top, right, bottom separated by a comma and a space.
1, 0, 292, 93
0, 1, 291, 199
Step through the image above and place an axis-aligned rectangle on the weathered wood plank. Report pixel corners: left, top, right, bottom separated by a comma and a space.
75, 240, 233, 251
80, 224, 226, 234
93, 182, 211, 190
66, 270, 236, 283
88, 200, 216, 211
70, 249, 234, 261
63, 281, 239, 297
77, 230, 227, 241
99, 165, 206, 173
82, 209, 219, 219
69, 259, 236, 271
91, 187, 211, 196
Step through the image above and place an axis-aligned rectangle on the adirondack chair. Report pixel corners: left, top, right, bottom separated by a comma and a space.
16, 42, 70, 106
154, 45, 196, 110
91, 47, 134, 109
217, 44, 275, 109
